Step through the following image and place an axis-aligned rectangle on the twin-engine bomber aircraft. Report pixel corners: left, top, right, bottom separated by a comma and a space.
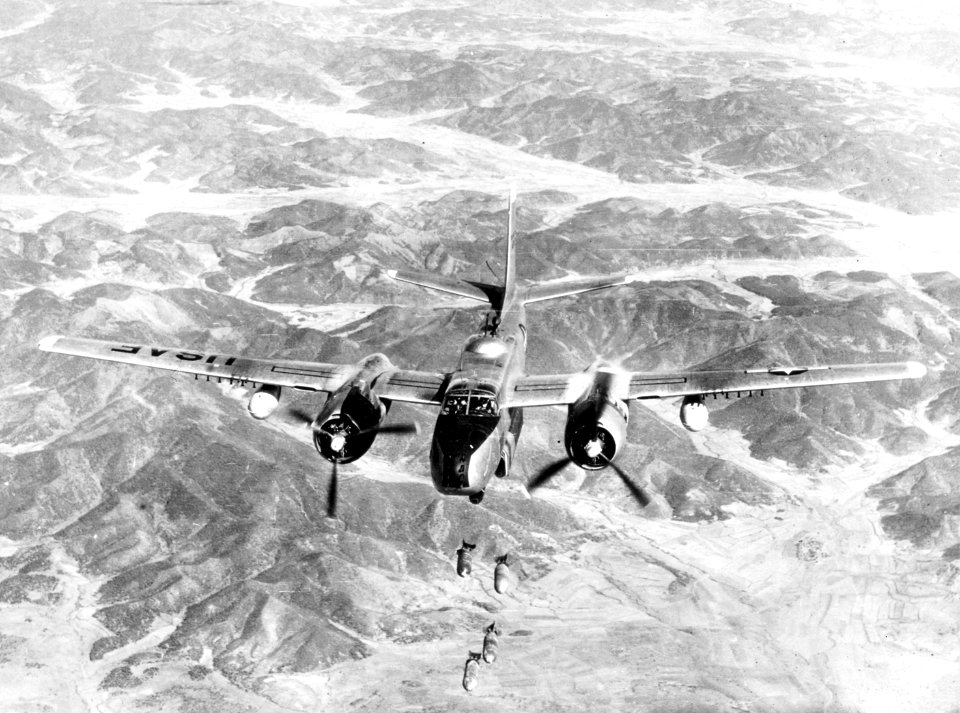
39, 192, 926, 513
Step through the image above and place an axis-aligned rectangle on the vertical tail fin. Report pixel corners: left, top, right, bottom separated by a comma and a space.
503, 186, 518, 304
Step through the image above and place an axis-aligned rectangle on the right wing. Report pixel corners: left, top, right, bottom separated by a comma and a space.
506, 361, 926, 408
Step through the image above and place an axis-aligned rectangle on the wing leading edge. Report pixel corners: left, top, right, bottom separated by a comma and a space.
506, 361, 926, 408
38, 335, 449, 404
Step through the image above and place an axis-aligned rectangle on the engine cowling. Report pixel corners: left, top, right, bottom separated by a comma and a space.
679, 395, 709, 432
248, 385, 281, 420
564, 395, 628, 470
305, 353, 396, 464
313, 382, 388, 464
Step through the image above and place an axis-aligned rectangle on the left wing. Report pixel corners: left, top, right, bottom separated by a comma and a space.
506, 361, 926, 408
38, 335, 449, 404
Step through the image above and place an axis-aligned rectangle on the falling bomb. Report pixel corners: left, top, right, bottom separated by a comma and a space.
494, 554, 512, 594
456, 540, 476, 577
482, 622, 501, 664
462, 651, 482, 691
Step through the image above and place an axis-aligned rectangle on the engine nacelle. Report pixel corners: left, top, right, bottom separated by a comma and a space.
679, 395, 709, 432
309, 353, 395, 464
248, 385, 281, 420
313, 382, 388, 464
564, 395, 628, 470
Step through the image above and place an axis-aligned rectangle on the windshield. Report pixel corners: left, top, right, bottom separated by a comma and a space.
440, 390, 500, 417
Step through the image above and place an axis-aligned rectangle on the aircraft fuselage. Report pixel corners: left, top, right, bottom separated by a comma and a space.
429, 298, 526, 498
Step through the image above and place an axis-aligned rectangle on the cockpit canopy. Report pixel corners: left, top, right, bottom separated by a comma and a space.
440, 387, 500, 418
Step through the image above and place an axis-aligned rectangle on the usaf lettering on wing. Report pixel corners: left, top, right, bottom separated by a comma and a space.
110, 344, 236, 366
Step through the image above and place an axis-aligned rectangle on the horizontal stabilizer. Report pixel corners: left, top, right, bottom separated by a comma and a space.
386, 269, 500, 304
523, 273, 641, 304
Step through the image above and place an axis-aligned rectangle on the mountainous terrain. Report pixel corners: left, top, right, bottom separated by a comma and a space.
2, 1, 960, 712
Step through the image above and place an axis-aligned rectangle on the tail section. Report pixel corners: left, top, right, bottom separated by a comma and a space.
388, 188, 636, 309
385, 189, 517, 310
501, 187, 638, 305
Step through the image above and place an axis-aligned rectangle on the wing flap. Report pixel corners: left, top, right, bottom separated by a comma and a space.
38, 335, 355, 392
505, 373, 594, 407
374, 369, 449, 405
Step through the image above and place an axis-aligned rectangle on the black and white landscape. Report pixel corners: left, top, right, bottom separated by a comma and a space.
2, 0, 960, 710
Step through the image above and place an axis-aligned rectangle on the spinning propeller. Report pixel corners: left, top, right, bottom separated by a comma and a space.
526, 442, 652, 509
288, 408, 418, 518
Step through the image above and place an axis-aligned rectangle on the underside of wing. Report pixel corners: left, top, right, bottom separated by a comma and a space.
625, 361, 927, 400
38, 335, 357, 393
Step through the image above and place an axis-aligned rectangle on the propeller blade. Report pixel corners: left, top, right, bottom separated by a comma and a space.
600, 454, 652, 508
354, 422, 420, 438
526, 458, 572, 493
300, 419, 420, 439
327, 461, 339, 519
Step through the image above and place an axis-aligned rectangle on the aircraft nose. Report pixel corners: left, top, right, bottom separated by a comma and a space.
466, 438, 495, 489
430, 431, 496, 493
